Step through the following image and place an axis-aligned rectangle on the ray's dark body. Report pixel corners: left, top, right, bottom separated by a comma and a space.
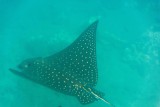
10, 21, 105, 104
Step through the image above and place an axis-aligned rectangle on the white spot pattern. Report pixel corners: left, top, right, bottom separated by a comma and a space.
17, 21, 100, 104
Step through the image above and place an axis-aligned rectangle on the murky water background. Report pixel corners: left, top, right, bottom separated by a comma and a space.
0, 0, 160, 107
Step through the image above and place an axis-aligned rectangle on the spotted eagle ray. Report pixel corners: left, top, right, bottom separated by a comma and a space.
10, 21, 114, 106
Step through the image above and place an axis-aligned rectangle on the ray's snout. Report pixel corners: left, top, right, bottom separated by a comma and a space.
9, 68, 22, 75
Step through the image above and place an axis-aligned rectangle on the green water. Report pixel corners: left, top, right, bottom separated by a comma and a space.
0, 0, 160, 107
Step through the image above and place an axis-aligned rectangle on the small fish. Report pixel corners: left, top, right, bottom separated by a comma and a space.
10, 20, 114, 106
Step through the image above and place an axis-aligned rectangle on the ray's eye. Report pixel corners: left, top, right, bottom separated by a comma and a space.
24, 64, 28, 68
18, 62, 32, 69
24, 63, 32, 68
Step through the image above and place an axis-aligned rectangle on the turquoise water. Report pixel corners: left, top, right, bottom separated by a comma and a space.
1, 0, 160, 107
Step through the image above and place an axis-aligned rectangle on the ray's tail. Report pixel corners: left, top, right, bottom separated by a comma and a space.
82, 86, 115, 107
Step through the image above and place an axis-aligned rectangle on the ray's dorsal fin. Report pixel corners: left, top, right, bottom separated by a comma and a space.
47, 20, 99, 87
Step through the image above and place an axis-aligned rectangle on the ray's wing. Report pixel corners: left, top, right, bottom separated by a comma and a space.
47, 21, 98, 87
10, 21, 115, 106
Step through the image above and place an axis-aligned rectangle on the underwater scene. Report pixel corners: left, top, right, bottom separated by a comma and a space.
0, 0, 160, 107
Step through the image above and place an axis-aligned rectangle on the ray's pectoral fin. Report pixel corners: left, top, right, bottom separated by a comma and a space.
9, 20, 115, 107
